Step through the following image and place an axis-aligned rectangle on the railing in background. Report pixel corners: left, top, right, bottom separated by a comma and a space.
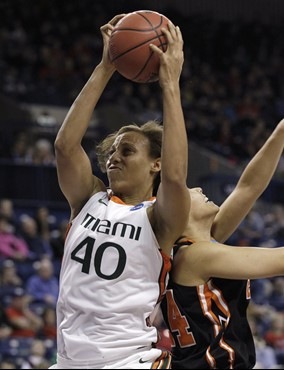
1, 160, 283, 211
0, 161, 106, 213
200, 174, 284, 206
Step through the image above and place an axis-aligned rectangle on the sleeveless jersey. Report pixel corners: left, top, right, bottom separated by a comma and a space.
161, 240, 256, 369
56, 191, 171, 368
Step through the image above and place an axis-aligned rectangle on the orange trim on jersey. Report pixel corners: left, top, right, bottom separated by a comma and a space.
198, 283, 235, 369
219, 335, 235, 369
151, 361, 159, 369
64, 223, 72, 242
110, 195, 156, 206
151, 352, 171, 369
206, 347, 217, 369
163, 353, 172, 369
208, 281, 231, 322
174, 236, 196, 247
246, 280, 251, 300
208, 283, 235, 368
157, 251, 172, 303
198, 284, 221, 337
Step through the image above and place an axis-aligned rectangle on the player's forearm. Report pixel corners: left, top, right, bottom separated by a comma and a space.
55, 64, 114, 152
247, 247, 284, 279
161, 83, 188, 184
238, 123, 284, 193
201, 243, 284, 280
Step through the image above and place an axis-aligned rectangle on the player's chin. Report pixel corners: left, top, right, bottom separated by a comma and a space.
212, 203, 220, 213
108, 176, 127, 192
107, 169, 122, 181
206, 200, 219, 212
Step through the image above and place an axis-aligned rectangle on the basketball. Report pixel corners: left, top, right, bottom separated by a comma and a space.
109, 10, 170, 83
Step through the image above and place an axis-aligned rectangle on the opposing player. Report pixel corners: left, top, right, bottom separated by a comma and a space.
52, 14, 190, 370
161, 119, 284, 369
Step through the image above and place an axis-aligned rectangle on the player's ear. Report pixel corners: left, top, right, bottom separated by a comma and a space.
150, 158, 161, 174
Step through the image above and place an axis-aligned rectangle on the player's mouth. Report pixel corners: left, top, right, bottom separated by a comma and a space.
108, 165, 121, 171
204, 196, 211, 203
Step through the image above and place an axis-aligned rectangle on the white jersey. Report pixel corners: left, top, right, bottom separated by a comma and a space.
56, 191, 171, 368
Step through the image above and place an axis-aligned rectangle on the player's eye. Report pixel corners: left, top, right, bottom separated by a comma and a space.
108, 149, 115, 157
123, 148, 132, 156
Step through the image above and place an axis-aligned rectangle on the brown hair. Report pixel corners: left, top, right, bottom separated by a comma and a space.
96, 120, 163, 195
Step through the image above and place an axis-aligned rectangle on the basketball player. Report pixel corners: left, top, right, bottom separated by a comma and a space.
161, 118, 284, 369
51, 15, 190, 370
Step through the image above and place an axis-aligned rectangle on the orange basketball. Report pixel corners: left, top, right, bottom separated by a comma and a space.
109, 10, 170, 83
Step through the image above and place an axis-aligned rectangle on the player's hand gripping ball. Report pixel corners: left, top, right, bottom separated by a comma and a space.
109, 10, 170, 83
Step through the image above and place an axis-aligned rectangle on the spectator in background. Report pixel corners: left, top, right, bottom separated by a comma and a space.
0, 199, 18, 231
250, 278, 272, 306
0, 302, 12, 340
250, 317, 279, 369
268, 278, 284, 312
41, 307, 56, 340
0, 215, 29, 261
0, 260, 23, 303
20, 339, 51, 369
35, 206, 54, 241
19, 215, 52, 260
50, 219, 69, 261
26, 258, 59, 308
116, 82, 143, 113
36, 111, 57, 128
248, 301, 277, 337
31, 139, 55, 166
11, 132, 32, 164
266, 205, 284, 245
236, 207, 265, 246
5, 287, 43, 338
265, 312, 284, 365
0, 360, 17, 369
0, 260, 22, 288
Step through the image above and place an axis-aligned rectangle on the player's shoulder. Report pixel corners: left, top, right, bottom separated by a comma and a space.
71, 190, 109, 221
92, 176, 107, 194
174, 238, 220, 262
173, 239, 222, 285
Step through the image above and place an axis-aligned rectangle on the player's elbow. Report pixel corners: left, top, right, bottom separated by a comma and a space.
54, 135, 74, 157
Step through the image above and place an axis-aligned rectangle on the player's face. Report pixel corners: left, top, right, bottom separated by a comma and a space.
189, 187, 219, 219
106, 131, 160, 195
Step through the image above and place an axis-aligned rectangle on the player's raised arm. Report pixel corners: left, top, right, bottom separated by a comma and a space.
178, 241, 284, 283
212, 118, 284, 243
54, 15, 125, 218
150, 24, 190, 256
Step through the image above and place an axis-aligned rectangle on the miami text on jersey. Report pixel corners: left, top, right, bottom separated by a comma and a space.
81, 212, 142, 241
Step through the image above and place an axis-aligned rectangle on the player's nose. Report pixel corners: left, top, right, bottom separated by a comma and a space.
109, 150, 121, 165
193, 187, 203, 193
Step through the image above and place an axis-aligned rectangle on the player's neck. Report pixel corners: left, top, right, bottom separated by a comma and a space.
184, 217, 214, 242
112, 187, 153, 206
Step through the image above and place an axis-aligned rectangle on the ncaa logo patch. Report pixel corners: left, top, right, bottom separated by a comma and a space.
130, 203, 144, 211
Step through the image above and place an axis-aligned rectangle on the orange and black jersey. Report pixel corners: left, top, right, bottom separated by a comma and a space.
161, 241, 256, 369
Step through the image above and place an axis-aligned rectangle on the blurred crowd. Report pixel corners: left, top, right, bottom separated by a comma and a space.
0, 1, 283, 368
0, 199, 67, 369
0, 1, 284, 168
228, 202, 284, 368
0, 198, 67, 368
0, 196, 283, 368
